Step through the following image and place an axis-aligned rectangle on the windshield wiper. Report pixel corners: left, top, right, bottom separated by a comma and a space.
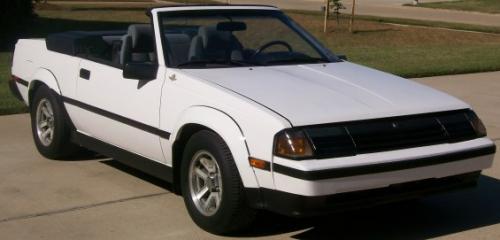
264, 57, 330, 65
176, 60, 223, 68
176, 59, 253, 68
230, 59, 261, 66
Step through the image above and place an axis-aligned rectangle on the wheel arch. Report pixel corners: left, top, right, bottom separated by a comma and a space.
28, 68, 61, 107
170, 106, 259, 194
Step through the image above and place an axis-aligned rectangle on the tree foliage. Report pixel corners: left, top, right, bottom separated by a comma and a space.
330, 0, 346, 11
329, 0, 346, 22
0, 0, 34, 49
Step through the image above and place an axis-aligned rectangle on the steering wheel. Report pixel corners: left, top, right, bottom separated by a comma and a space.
253, 40, 293, 57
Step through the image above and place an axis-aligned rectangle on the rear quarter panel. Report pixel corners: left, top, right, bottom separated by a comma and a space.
12, 39, 81, 105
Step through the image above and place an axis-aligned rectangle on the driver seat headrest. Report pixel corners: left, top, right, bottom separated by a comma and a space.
198, 25, 232, 50
120, 24, 156, 65
127, 24, 154, 52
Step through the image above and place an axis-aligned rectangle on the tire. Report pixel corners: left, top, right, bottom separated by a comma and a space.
30, 85, 79, 159
181, 130, 256, 234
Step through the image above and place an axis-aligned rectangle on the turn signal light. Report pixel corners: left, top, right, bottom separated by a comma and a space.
249, 157, 269, 170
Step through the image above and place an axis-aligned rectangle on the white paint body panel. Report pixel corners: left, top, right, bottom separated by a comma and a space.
11, 39, 81, 104
160, 69, 290, 188
73, 60, 165, 162
184, 62, 470, 126
10, 5, 495, 197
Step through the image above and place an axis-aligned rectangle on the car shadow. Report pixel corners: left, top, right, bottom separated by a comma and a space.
50, 149, 107, 161
95, 158, 500, 239
100, 159, 174, 192
242, 175, 500, 239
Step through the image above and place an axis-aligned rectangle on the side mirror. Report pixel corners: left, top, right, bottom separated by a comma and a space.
337, 54, 348, 61
123, 63, 158, 81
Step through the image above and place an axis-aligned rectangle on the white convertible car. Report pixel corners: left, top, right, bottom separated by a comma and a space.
10, 5, 496, 234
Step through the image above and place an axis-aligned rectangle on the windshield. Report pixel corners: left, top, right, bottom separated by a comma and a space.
159, 9, 338, 68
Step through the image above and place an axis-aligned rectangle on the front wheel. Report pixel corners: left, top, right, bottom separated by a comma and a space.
181, 130, 256, 234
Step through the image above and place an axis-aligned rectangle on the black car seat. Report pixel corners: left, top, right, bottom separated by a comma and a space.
165, 33, 192, 66
120, 24, 156, 66
188, 25, 243, 62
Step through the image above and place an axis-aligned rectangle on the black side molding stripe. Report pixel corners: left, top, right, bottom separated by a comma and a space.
15, 77, 29, 87
62, 96, 170, 140
273, 145, 496, 181
9, 79, 24, 101
72, 132, 173, 183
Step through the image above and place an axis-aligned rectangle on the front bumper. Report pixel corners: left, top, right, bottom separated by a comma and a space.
271, 139, 495, 196
247, 171, 481, 217
247, 139, 495, 216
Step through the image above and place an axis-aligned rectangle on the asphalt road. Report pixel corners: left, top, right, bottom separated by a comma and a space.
0, 71, 499, 239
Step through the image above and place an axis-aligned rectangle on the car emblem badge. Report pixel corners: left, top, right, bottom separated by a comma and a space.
392, 122, 398, 128
169, 74, 177, 81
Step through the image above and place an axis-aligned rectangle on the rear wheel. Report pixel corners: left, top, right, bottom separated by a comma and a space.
181, 130, 256, 234
30, 85, 79, 159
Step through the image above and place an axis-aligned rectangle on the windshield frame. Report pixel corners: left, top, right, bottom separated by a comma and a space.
157, 9, 340, 69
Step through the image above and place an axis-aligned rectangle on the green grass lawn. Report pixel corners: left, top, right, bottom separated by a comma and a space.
34, 0, 219, 12
412, 0, 500, 14
2, 7, 500, 115
0, 53, 27, 115
54, 0, 218, 2
46, 0, 153, 2
43, 0, 217, 2
291, 13, 500, 77
39, 0, 219, 6
163, 0, 219, 3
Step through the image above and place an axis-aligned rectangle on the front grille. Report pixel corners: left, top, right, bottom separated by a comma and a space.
304, 110, 479, 159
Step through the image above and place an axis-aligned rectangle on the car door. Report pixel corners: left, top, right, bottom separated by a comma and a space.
72, 58, 166, 163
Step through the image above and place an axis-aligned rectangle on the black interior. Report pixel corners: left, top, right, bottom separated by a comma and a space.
45, 22, 326, 69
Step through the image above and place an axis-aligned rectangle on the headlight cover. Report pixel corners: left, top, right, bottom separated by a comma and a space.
274, 129, 314, 159
466, 111, 487, 137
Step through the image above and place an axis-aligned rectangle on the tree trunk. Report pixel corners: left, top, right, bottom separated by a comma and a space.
324, 0, 330, 33
349, 0, 356, 33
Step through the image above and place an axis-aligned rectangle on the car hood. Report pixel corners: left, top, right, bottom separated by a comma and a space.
182, 62, 469, 126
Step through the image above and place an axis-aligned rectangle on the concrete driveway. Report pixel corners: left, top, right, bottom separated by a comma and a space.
0, 71, 499, 239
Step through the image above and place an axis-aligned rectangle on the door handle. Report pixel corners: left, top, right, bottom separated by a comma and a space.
80, 68, 91, 80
